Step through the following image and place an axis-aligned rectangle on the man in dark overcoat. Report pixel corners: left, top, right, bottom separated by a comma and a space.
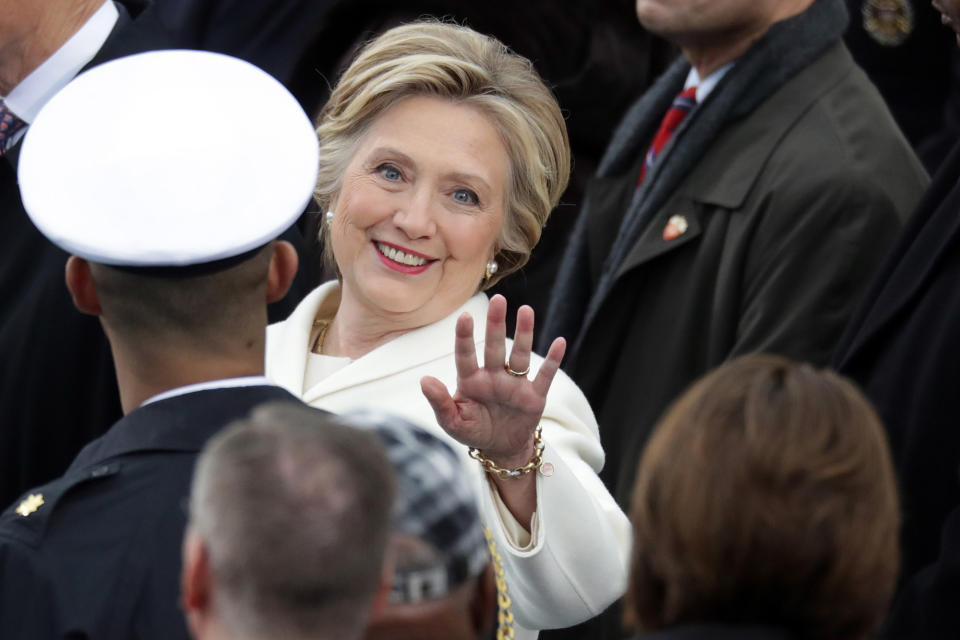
0, 50, 319, 639
539, 2, 927, 636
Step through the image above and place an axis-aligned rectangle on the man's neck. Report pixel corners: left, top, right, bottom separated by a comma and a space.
0, 0, 105, 95
681, 0, 814, 78
110, 341, 267, 414
683, 38, 756, 80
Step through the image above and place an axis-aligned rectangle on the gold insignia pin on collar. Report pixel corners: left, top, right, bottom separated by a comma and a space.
15, 493, 44, 517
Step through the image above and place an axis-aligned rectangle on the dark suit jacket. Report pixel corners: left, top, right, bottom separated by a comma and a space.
149, 0, 337, 116
0, 1, 314, 510
0, 385, 302, 640
834, 141, 960, 636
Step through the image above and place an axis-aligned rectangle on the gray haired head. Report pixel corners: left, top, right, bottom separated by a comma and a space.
188, 401, 395, 640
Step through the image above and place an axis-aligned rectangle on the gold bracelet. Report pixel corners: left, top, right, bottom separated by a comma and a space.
469, 426, 544, 479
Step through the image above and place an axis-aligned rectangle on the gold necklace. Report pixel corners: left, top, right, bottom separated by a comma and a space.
311, 318, 330, 355
484, 525, 516, 639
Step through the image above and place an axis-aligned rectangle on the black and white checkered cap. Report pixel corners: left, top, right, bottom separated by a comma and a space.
343, 409, 489, 602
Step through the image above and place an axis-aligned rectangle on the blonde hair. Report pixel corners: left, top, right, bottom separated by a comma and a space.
315, 20, 570, 288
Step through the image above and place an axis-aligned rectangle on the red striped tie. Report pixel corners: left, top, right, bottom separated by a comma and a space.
636, 86, 697, 187
0, 100, 27, 156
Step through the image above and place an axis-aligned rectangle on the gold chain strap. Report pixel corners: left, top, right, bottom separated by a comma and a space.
470, 426, 544, 479
484, 525, 515, 640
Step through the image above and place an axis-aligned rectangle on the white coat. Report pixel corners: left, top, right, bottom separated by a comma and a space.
266, 282, 631, 636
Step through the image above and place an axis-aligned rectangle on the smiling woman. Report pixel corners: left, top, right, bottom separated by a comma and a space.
331, 96, 507, 326
265, 21, 631, 639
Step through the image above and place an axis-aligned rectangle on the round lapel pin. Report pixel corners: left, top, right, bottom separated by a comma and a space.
663, 215, 689, 241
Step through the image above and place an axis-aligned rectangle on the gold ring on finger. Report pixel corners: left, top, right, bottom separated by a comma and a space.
504, 362, 530, 377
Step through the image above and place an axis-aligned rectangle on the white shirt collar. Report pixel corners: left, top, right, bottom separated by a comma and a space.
3, 1, 118, 124
684, 62, 735, 104
141, 376, 273, 407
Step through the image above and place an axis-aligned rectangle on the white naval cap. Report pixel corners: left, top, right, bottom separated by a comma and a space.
18, 49, 319, 268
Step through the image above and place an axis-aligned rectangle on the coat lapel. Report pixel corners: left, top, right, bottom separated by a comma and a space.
267, 282, 488, 403
614, 198, 703, 276
584, 173, 643, 283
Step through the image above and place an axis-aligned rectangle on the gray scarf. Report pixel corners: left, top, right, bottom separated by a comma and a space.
540, 0, 849, 358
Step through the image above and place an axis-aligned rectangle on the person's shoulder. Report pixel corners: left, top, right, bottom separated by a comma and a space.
760, 67, 928, 221
0, 461, 124, 550
0, 457, 179, 638
787, 52, 922, 175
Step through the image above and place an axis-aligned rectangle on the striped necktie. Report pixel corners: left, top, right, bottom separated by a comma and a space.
0, 100, 27, 156
636, 86, 698, 187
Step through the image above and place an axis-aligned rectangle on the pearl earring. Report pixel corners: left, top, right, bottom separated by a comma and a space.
484, 260, 499, 280
325, 210, 334, 225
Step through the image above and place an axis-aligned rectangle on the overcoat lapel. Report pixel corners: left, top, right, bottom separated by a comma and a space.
584, 173, 643, 282
615, 200, 703, 277
609, 42, 854, 280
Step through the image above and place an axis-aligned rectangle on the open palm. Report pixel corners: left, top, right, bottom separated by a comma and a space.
421, 294, 566, 467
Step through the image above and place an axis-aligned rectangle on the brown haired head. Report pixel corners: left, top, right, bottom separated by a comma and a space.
626, 354, 899, 640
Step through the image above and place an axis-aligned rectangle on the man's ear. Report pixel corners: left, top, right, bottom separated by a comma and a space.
470, 564, 497, 636
266, 240, 299, 304
181, 529, 213, 634
65, 256, 102, 315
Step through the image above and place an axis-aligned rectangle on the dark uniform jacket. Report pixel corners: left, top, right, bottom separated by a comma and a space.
834, 141, 960, 637
0, 384, 301, 639
0, 0, 313, 510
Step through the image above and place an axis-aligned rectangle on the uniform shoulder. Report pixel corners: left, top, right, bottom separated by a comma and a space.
0, 462, 121, 548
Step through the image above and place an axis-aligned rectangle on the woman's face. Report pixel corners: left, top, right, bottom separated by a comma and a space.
330, 96, 509, 327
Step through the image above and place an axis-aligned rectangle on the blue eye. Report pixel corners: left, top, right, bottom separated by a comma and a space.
378, 164, 402, 181
453, 188, 479, 205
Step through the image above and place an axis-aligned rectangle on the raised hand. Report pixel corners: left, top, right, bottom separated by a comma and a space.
420, 294, 566, 469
